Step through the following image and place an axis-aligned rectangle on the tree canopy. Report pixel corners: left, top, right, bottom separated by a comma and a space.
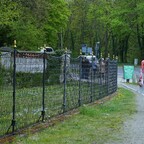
1, 0, 144, 63
0, 0, 70, 50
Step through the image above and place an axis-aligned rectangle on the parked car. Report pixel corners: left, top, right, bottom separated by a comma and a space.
40, 47, 55, 54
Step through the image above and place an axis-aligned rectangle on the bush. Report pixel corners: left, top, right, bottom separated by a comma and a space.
16, 72, 42, 88
0, 64, 12, 87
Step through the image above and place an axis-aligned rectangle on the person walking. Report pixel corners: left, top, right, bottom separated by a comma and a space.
81, 57, 90, 79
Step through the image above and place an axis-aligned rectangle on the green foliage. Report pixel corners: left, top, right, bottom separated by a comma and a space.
16, 72, 42, 88
55, 49, 66, 56
0, 64, 12, 87
0, 0, 20, 46
0, 0, 70, 50
0, 64, 4, 85
12, 21, 46, 51
1, 0, 144, 62
0, 0, 20, 26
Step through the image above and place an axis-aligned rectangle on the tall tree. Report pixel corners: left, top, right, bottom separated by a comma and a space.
135, 1, 144, 59
0, 0, 20, 46
0, 0, 69, 50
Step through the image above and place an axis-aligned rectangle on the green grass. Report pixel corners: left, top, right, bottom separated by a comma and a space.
14, 87, 136, 144
0, 81, 100, 136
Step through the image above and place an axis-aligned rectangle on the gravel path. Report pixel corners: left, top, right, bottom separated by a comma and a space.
106, 80, 144, 144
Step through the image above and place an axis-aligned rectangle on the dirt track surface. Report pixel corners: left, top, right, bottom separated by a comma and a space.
106, 79, 144, 144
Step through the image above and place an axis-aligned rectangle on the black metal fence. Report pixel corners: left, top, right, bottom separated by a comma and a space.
0, 49, 117, 137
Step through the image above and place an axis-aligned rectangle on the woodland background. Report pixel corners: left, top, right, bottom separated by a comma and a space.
0, 0, 144, 63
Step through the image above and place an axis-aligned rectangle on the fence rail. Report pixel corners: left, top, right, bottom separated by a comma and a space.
0, 50, 117, 138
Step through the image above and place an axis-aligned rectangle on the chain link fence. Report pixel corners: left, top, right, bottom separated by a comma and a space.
0, 49, 117, 138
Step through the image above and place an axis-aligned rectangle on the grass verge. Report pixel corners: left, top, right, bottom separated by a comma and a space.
14, 87, 136, 144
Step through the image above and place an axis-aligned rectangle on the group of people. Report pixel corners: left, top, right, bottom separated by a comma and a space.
81, 56, 105, 80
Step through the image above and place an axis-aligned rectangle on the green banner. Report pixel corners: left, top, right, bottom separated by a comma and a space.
123, 65, 134, 79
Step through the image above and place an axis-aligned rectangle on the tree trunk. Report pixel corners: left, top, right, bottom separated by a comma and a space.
104, 28, 108, 58
70, 31, 75, 51
137, 24, 144, 60
123, 35, 129, 63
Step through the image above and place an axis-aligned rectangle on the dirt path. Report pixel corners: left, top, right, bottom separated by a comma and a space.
106, 83, 144, 144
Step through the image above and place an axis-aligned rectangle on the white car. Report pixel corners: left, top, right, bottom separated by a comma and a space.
40, 47, 55, 54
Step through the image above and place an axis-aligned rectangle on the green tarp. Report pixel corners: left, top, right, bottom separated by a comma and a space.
123, 65, 134, 79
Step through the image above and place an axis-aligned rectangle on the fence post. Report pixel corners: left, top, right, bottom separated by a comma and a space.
99, 59, 102, 98
78, 56, 82, 106
63, 54, 67, 113
90, 59, 93, 103
41, 50, 46, 121
12, 40, 16, 133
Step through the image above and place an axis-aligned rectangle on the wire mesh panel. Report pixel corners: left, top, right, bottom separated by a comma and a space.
99, 59, 109, 98
44, 55, 64, 118
14, 52, 43, 130
88, 57, 102, 101
80, 57, 92, 104
91, 64, 102, 101
65, 56, 80, 110
90, 60, 101, 102
108, 60, 117, 95
0, 52, 13, 136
